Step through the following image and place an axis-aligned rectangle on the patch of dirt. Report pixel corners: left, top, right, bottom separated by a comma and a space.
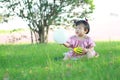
0, 31, 31, 44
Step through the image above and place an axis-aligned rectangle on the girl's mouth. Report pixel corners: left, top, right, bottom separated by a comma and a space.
76, 32, 79, 34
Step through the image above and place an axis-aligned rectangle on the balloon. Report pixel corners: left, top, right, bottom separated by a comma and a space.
53, 28, 69, 44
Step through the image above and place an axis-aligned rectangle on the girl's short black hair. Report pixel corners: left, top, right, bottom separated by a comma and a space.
74, 20, 90, 34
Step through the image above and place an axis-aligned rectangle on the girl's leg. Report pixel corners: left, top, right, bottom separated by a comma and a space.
86, 50, 98, 58
94, 52, 99, 58
63, 53, 70, 60
63, 51, 73, 60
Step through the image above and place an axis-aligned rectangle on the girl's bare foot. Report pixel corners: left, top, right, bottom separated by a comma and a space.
95, 53, 99, 58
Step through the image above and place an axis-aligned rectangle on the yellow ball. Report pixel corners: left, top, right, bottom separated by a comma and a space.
73, 47, 83, 54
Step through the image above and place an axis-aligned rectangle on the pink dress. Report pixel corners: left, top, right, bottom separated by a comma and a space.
65, 35, 96, 58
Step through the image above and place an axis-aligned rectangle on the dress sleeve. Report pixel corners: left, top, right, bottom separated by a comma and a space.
66, 36, 74, 48
87, 37, 96, 48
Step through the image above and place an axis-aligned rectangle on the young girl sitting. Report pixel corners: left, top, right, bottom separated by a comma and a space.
63, 19, 99, 60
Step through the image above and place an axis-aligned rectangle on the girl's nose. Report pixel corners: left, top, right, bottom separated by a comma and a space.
76, 28, 79, 31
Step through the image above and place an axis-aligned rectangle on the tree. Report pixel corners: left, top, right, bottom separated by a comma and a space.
0, 0, 95, 43
0, 14, 10, 23
0, 14, 2, 23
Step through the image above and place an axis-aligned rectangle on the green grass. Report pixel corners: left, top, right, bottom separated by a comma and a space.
0, 42, 120, 80
0, 28, 26, 34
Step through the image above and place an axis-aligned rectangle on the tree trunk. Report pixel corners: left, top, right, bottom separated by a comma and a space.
38, 27, 44, 43
29, 24, 34, 44
30, 30, 33, 43
37, 26, 49, 43
32, 31, 38, 44
45, 26, 49, 43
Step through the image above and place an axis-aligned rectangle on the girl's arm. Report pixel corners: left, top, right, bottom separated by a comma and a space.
82, 46, 94, 53
63, 43, 71, 48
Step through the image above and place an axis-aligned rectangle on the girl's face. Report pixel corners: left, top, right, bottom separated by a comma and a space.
75, 24, 88, 37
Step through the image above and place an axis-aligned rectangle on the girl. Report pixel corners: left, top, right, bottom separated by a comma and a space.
63, 19, 99, 60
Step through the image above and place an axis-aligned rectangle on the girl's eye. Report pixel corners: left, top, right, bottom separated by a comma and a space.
76, 28, 81, 29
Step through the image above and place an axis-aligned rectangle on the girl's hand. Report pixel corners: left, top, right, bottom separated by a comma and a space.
59, 43, 64, 45
63, 43, 71, 48
82, 48, 89, 54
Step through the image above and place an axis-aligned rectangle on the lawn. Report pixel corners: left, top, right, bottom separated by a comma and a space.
0, 28, 26, 34
0, 42, 120, 80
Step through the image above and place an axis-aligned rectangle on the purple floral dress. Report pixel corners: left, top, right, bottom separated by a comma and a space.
65, 35, 96, 58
